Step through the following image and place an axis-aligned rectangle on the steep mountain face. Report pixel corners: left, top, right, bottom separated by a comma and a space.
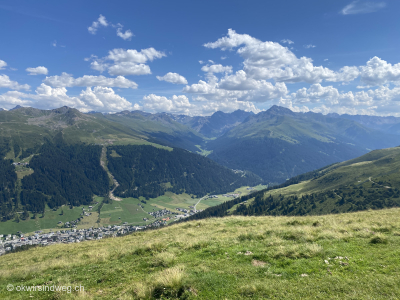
207, 106, 400, 184
185, 147, 400, 221
170, 109, 254, 138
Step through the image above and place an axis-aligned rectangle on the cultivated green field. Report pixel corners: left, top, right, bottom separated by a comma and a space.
98, 185, 267, 226
1, 208, 400, 299
99, 198, 157, 226
0, 204, 98, 236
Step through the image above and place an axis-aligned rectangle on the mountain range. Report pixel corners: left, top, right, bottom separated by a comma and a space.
2, 105, 400, 186
205, 106, 400, 184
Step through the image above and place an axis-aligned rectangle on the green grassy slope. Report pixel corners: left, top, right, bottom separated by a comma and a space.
184, 146, 400, 220
0, 107, 160, 159
267, 146, 400, 197
1, 208, 400, 299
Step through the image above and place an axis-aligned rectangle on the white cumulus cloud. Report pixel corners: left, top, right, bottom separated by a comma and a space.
87, 47, 166, 76
142, 93, 259, 116
88, 14, 109, 34
142, 94, 193, 114
79, 86, 135, 111
26, 66, 48, 75
116, 28, 134, 40
201, 64, 232, 74
0, 75, 30, 90
0, 60, 7, 70
184, 73, 288, 103
156, 72, 188, 84
0, 84, 138, 112
107, 48, 166, 63
203, 29, 359, 84
359, 56, 400, 86
43, 72, 138, 89
108, 63, 151, 76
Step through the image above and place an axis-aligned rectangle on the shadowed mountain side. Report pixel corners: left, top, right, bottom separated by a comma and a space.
207, 106, 400, 184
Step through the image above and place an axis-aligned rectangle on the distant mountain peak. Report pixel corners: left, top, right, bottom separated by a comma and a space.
51, 106, 80, 115
10, 105, 24, 110
266, 105, 295, 115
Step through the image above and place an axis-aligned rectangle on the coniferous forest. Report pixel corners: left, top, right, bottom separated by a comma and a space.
0, 139, 109, 220
107, 145, 262, 199
0, 138, 17, 221
20, 141, 109, 211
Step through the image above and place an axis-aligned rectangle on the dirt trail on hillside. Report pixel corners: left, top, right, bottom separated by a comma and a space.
100, 146, 122, 201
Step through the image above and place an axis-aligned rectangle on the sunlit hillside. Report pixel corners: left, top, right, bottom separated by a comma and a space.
1, 208, 400, 299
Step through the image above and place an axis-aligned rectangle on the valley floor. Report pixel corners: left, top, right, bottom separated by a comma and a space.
1, 208, 400, 299
0, 185, 268, 237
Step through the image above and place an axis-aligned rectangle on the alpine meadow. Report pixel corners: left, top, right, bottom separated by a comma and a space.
1, 1, 400, 299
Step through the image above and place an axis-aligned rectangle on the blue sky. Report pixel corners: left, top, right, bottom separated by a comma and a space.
1, 0, 400, 116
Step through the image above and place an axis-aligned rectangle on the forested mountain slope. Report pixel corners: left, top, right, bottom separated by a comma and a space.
0, 138, 110, 220
0, 139, 262, 220
207, 106, 400, 184
185, 147, 400, 221
107, 145, 262, 199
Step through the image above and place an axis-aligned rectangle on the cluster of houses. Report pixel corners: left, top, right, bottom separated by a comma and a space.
0, 224, 153, 256
223, 193, 240, 198
174, 207, 203, 219
148, 219, 169, 227
176, 207, 190, 214
148, 209, 173, 218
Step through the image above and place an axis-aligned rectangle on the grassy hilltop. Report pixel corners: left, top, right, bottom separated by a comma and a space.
1, 208, 400, 299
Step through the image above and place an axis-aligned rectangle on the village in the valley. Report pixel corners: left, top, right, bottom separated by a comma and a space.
0, 177, 260, 256
0, 204, 206, 256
